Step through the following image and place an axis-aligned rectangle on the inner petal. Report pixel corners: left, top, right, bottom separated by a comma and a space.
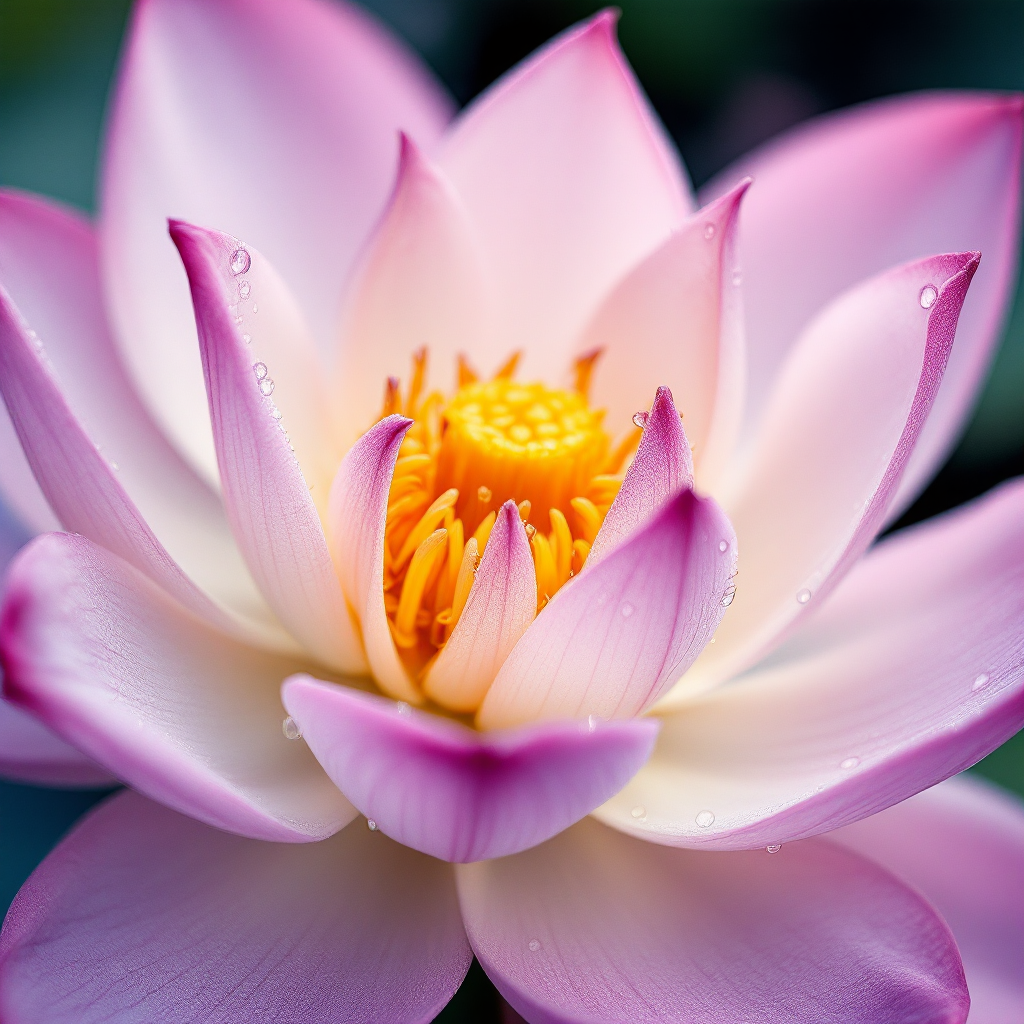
378, 349, 640, 704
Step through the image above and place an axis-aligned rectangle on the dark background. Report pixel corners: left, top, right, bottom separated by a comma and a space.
1, 1, 1022, 1019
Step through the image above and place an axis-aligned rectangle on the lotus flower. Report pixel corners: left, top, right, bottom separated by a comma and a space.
0, 1, 1022, 1021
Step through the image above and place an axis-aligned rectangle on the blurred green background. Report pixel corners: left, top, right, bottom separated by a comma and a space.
1, 1, 1021, 1019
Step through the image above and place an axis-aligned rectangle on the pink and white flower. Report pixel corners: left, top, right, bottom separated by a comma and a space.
0, 1, 1021, 1020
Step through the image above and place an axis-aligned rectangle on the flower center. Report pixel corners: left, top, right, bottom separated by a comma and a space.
435, 377, 609, 535
378, 350, 639, 681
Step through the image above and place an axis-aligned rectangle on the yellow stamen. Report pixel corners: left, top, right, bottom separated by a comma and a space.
395, 488, 459, 570
573, 347, 603, 399
374, 350, 642, 698
393, 529, 447, 646
570, 496, 603, 545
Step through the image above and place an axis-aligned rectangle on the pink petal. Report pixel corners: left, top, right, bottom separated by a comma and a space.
678, 251, 978, 695
0, 189, 282, 643
0, 790, 470, 1023
478, 489, 736, 730
599, 479, 1024, 849
457, 817, 968, 1024
834, 776, 1024, 1024
171, 221, 364, 673
0, 700, 112, 789
703, 93, 1023, 517
335, 135, 493, 445
424, 502, 536, 713
282, 677, 658, 862
101, 0, 451, 479
587, 386, 693, 566
437, 11, 692, 377
0, 277, 292, 651
328, 415, 420, 703
576, 181, 747, 491
1, 532, 354, 842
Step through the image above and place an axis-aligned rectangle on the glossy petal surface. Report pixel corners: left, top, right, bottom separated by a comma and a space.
458, 817, 968, 1024
588, 386, 692, 566
835, 776, 1024, 1024
171, 221, 364, 672
601, 479, 1024, 849
336, 135, 492, 444
704, 92, 1023, 515
424, 502, 536, 713
682, 251, 978, 693
283, 677, 658, 863
102, 0, 451, 478
328, 415, 420, 703
0, 791, 470, 1024
577, 182, 746, 490
479, 489, 735, 729
438, 11, 692, 377
1, 533, 354, 842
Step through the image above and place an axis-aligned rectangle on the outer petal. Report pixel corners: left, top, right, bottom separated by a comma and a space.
0, 791, 470, 1024
576, 182, 747, 491
834, 776, 1024, 1024
478, 489, 736, 730
0, 280, 296, 651
0, 190, 286, 641
171, 221, 365, 673
424, 501, 536, 713
0, 533, 355, 842
101, 0, 452, 479
328, 415, 420, 703
703, 92, 1023, 516
587, 386, 692, 567
599, 479, 1024, 850
457, 817, 969, 1024
679, 251, 978, 694
437, 11, 692, 376
282, 677, 658, 863
335, 135, 493, 443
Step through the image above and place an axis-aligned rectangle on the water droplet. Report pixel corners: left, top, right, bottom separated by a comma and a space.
282, 716, 302, 740
270, 403, 283, 420
528, 939, 542, 952
919, 284, 938, 309
238, 280, 251, 299
620, 601, 634, 618
259, 378, 276, 396
234, 315, 243, 326
367, 819, 378, 831
253, 361, 268, 381
796, 588, 811, 604
396, 701, 411, 716
109, 462, 119, 472
242, 333, 251, 344
972, 673, 990, 691
766, 844, 781, 855
721, 585, 736, 607
695, 809, 715, 828
477, 485, 492, 503
718, 539, 729, 553
631, 805, 646, 819
632, 411, 648, 429
840, 756, 860, 770
704, 223, 716, 240
587, 714, 600, 733
230, 248, 251, 275
252, 304, 258, 314
731, 270, 742, 286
